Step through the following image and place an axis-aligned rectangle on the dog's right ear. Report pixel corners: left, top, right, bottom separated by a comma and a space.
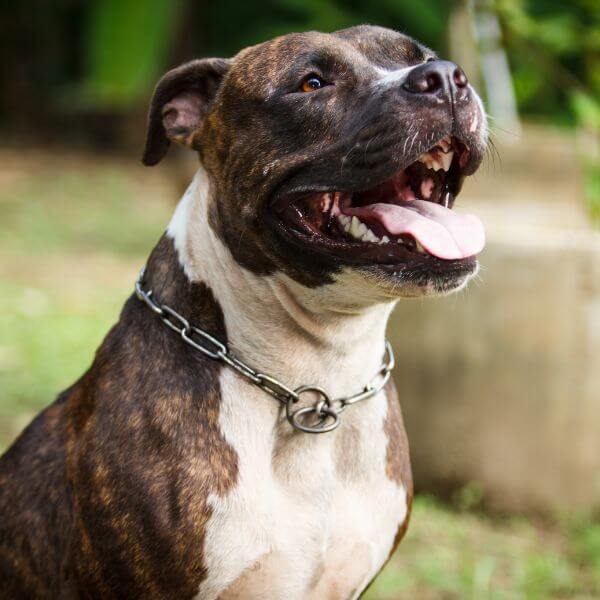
142, 58, 231, 166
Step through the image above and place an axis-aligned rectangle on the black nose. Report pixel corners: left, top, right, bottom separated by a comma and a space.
403, 60, 469, 97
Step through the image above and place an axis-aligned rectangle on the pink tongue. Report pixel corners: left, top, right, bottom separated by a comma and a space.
344, 200, 485, 260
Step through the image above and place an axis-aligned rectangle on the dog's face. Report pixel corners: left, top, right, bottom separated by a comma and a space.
144, 26, 487, 299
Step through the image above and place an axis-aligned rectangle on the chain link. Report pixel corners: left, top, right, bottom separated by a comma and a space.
135, 267, 394, 434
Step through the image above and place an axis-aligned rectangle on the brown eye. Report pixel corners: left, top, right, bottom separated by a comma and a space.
300, 75, 325, 92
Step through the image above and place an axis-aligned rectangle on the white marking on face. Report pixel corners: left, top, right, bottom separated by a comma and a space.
470, 113, 479, 133
373, 65, 417, 88
470, 85, 487, 140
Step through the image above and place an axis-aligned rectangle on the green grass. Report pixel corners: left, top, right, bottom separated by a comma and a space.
1, 149, 599, 599
367, 496, 600, 599
0, 149, 172, 444
0, 277, 125, 443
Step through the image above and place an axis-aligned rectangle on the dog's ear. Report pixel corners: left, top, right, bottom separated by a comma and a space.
142, 58, 231, 166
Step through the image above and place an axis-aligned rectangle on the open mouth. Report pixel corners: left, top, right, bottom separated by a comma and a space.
274, 136, 485, 263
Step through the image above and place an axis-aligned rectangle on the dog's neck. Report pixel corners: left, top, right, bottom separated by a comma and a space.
166, 167, 396, 398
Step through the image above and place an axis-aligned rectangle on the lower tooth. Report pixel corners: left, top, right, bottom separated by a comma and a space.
338, 215, 351, 232
350, 216, 362, 237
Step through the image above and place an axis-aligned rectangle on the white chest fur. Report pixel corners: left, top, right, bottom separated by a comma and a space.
169, 170, 407, 599
195, 371, 407, 600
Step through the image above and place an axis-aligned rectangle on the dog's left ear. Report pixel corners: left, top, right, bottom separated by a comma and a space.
142, 58, 231, 166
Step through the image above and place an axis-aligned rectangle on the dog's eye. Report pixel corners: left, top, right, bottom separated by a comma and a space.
300, 75, 325, 92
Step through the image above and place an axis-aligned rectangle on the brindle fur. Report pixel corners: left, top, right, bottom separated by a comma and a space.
0, 237, 238, 598
0, 23, 485, 598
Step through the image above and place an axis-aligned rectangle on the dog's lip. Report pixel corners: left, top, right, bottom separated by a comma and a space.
271, 214, 478, 270
270, 134, 477, 211
270, 134, 484, 264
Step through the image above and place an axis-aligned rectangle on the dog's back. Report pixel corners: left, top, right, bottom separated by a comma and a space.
0, 392, 73, 597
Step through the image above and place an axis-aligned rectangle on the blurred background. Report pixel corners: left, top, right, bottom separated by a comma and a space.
1, 0, 599, 598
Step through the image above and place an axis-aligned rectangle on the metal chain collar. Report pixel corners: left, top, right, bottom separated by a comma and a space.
134, 267, 395, 434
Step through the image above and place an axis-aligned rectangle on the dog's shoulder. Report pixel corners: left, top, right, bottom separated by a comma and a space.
61, 236, 239, 596
0, 235, 240, 597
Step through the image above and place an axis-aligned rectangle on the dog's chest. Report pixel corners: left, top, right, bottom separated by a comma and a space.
195, 371, 407, 600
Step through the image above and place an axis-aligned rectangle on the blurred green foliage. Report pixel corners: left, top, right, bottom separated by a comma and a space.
494, 1, 600, 219
82, 0, 185, 107
2, 1, 597, 125
201, 0, 451, 57
497, 0, 599, 124
74, 0, 598, 122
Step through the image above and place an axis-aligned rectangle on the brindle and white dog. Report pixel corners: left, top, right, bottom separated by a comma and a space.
0, 25, 486, 599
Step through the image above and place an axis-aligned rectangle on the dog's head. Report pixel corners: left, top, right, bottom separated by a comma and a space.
143, 26, 487, 300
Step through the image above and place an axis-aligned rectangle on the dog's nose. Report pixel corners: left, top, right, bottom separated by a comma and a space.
403, 60, 469, 97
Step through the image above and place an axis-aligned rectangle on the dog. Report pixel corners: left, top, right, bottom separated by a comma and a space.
0, 25, 486, 599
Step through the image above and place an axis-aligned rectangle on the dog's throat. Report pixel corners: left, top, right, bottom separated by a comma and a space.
135, 267, 395, 434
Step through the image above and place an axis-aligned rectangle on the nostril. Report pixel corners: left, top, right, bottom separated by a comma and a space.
425, 73, 442, 92
453, 68, 468, 88
403, 61, 464, 95
411, 72, 442, 94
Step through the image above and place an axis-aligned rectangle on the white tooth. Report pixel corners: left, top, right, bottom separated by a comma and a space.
415, 241, 426, 253
366, 229, 378, 242
350, 216, 369, 239
338, 214, 349, 232
441, 151, 453, 172
380, 235, 390, 244
359, 226, 376, 243
424, 157, 433, 170
432, 158, 443, 171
